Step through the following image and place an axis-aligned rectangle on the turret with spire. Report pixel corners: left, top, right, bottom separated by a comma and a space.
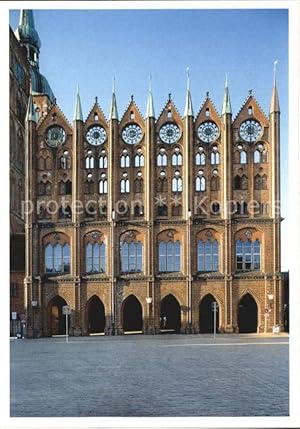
184, 68, 194, 117
146, 75, 155, 119
109, 77, 118, 121
222, 74, 232, 116
73, 86, 83, 122
270, 60, 280, 114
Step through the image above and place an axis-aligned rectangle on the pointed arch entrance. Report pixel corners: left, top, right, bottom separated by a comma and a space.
122, 295, 143, 332
49, 295, 68, 336
87, 296, 105, 334
238, 293, 258, 333
160, 294, 181, 333
199, 294, 219, 333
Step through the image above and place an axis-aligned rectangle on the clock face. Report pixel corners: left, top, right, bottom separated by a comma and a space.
46, 126, 66, 148
122, 124, 143, 145
239, 119, 262, 143
159, 123, 181, 144
197, 121, 219, 143
86, 126, 107, 146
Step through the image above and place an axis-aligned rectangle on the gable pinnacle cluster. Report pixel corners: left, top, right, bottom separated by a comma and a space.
10, 9, 286, 338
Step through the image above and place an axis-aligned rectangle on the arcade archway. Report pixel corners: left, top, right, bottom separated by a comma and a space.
199, 294, 219, 333
122, 295, 143, 332
87, 296, 105, 334
49, 295, 69, 336
238, 293, 258, 333
160, 294, 181, 333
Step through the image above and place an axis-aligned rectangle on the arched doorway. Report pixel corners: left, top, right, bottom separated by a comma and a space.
160, 294, 181, 333
199, 294, 219, 333
122, 295, 143, 332
87, 296, 105, 334
49, 295, 69, 336
238, 293, 258, 333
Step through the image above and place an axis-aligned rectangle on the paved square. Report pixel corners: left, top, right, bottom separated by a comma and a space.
10, 334, 288, 417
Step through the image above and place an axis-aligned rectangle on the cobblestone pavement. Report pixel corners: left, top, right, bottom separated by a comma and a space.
10, 334, 289, 417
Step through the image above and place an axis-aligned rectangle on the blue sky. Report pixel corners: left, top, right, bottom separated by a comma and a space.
9, 7, 289, 268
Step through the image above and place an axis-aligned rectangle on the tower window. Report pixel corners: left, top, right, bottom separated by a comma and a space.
120, 241, 143, 273
130, 111, 135, 120
236, 239, 260, 271
159, 240, 181, 272
198, 240, 219, 272
248, 106, 253, 115
86, 242, 106, 273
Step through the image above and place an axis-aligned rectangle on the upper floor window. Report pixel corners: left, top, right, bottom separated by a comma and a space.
120, 241, 143, 273
120, 178, 130, 193
211, 149, 220, 165
172, 152, 183, 166
240, 150, 247, 164
159, 241, 181, 272
157, 153, 167, 166
85, 155, 95, 169
254, 144, 268, 164
59, 180, 72, 195
121, 154, 130, 168
157, 177, 167, 193
135, 154, 144, 167
99, 178, 108, 194
196, 151, 206, 166
196, 175, 206, 192
45, 243, 70, 273
99, 154, 108, 169
236, 239, 260, 271
59, 151, 71, 170
86, 242, 106, 273
172, 176, 183, 192
198, 240, 219, 272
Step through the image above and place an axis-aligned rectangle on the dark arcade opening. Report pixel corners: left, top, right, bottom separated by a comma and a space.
122, 295, 143, 332
49, 295, 69, 336
199, 294, 219, 333
87, 296, 105, 334
238, 293, 258, 333
160, 294, 181, 333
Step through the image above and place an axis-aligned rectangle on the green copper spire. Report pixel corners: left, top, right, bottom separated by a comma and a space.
109, 77, 118, 120
15, 10, 41, 50
73, 86, 83, 121
146, 74, 155, 118
184, 68, 194, 117
222, 74, 232, 115
270, 60, 280, 113
25, 81, 37, 123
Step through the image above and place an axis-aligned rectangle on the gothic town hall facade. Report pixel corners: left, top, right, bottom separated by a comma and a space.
11, 10, 284, 337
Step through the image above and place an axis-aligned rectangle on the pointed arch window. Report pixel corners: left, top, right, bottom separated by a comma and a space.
134, 178, 144, 193
236, 239, 260, 271
211, 150, 220, 165
196, 152, 206, 166
85, 155, 95, 169
198, 240, 219, 272
211, 176, 220, 191
121, 154, 130, 168
157, 153, 167, 166
158, 240, 181, 272
120, 178, 130, 193
172, 176, 183, 193
120, 241, 143, 273
59, 152, 71, 170
157, 177, 168, 193
99, 154, 108, 169
86, 242, 106, 273
172, 152, 183, 166
240, 150, 247, 164
196, 176, 206, 192
134, 154, 145, 167
45, 242, 70, 273
59, 180, 72, 195
99, 179, 108, 194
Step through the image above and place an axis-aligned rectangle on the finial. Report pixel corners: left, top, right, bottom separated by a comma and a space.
149, 73, 152, 92
206, 91, 209, 99
131, 94, 134, 101
54, 97, 57, 105
248, 89, 252, 96
168, 93, 171, 101
112, 76, 116, 93
95, 96, 98, 104
273, 60, 278, 86
186, 67, 190, 91
225, 73, 228, 88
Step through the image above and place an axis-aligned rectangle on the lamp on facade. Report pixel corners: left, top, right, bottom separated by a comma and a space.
146, 297, 152, 305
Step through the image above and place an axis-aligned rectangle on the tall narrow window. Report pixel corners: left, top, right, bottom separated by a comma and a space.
99, 154, 108, 169
157, 153, 167, 166
44, 242, 70, 273
120, 178, 130, 193
172, 152, 183, 166
195, 152, 206, 165
60, 152, 71, 170
120, 241, 143, 273
211, 150, 220, 165
134, 178, 144, 193
240, 150, 247, 164
135, 154, 144, 167
121, 154, 130, 168
198, 240, 219, 272
157, 177, 168, 192
172, 177, 183, 192
99, 179, 108, 194
196, 176, 206, 192
158, 240, 181, 272
86, 242, 106, 273
85, 155, 95, 169
236, 239, 260, 271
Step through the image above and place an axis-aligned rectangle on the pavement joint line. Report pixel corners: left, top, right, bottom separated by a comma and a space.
158, 341, 289, 347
